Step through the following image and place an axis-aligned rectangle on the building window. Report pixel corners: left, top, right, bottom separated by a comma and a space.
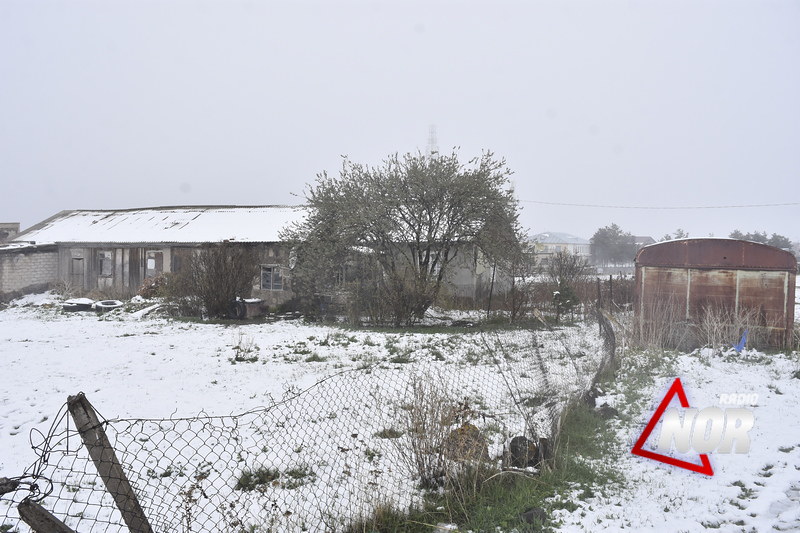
261, 265, 283, 291
146, 251, 164, 278
97, 250, 113, 277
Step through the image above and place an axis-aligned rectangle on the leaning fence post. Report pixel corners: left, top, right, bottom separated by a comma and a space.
608, 274, 614, 315
17, 499, 78, 533
67, 393, 154, 533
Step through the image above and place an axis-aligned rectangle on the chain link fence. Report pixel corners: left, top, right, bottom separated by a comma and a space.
1, 317, 615, 533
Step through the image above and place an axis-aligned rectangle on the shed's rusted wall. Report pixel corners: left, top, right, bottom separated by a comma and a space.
635, 239, 796, 348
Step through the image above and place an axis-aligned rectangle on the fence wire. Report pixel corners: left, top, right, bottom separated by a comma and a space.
1, 319, 615, 533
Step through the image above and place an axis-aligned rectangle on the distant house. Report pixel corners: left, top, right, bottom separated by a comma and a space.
1, 206, 305, 305
530, 232, 590, 265
634, 236, 656, 249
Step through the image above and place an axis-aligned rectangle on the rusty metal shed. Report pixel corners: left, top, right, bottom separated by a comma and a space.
634, 238, 796, 348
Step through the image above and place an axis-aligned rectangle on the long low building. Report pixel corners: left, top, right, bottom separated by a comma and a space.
1, 205, 506, 306
1, 205, 305, 306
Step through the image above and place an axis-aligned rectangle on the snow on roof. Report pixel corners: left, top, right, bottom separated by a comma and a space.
531, 231, 589, 245
14, 206, 307, 244
0, 241, 56, 252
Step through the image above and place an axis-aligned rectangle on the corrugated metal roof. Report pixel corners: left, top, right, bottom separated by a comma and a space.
14, 206, 306, 244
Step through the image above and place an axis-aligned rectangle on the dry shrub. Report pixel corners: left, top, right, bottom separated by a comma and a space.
86, 285, 136, 302
53, 278, 79, 299
388, 371, 499, 525
633, 298, 785, 351
697, 306, 784, 350
391, 373, 457, 489
138, 274, 169, 298
631, 296, 693, 350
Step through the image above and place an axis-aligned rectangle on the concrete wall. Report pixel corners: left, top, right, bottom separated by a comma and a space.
0, 247, 59, 300
441, 245, 512, 302
0, 223, 20, 243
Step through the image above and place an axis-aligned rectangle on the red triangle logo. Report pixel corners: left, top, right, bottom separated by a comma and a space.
631, 377, 714, 476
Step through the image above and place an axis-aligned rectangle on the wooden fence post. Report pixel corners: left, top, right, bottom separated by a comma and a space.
608, 274, 614, 315
67, 393, 154, 533
596, 278, 602, 334
17, 499, 78, 533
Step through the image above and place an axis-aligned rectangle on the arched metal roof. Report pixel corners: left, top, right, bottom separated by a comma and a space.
635, 238, 796, 271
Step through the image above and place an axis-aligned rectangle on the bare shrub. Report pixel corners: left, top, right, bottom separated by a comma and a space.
385, 370, 502, 525
698, 306, 784, 351
165, 244, 259, 319
546, 251, 591, 324
53, 278, 78, 299
391, 373, 458, 489
633, 299, 783, 351
501, 276, 537, 323
631, 296, 693, 350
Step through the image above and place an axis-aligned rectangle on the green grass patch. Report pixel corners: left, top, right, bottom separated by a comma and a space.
374, 428, 404, 439
235, 466, 280, 491
344, 400, 619, 532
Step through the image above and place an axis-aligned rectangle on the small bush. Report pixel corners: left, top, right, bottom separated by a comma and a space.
282, 465, 316, 489
165, 243, 260, 319
138, 274, 169, 298
234, 467, 280, 491
374, 428, 403, 439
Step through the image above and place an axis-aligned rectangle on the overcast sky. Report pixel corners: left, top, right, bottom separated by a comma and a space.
1, 0, 798, 241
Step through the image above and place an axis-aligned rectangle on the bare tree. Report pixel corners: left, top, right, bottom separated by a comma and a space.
283, 150, 520, 326
546, 250, 591, 323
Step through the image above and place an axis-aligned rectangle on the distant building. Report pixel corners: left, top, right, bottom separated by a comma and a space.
1, 206, 304, 305
530, 232, 590, 265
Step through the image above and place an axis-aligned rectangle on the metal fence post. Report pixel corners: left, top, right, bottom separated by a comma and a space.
17, 499, 78, 533
67, 393, 154, 533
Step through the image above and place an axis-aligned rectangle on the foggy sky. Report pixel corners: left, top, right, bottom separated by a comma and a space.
1, 0, 798, 241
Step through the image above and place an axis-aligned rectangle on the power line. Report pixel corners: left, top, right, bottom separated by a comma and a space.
520, 200, 800, 210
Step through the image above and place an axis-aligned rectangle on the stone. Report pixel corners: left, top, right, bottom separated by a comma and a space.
508, 435, 539, 468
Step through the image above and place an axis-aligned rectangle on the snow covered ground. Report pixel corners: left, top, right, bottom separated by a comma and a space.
1, 291, 797, 532
0, 293, 604, 532
553, 345, 800, 532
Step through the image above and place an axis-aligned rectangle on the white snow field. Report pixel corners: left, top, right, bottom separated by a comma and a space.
1, 291, 797, 532
553, 345, 800, 532
0, 293, 606, 532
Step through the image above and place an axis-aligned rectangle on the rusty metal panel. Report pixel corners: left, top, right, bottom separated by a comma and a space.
636, 266, 689, 320
687, 269, 737, 319
736, 270, 793, 346
737, 271, 786, 315
636, 239, 796, 271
